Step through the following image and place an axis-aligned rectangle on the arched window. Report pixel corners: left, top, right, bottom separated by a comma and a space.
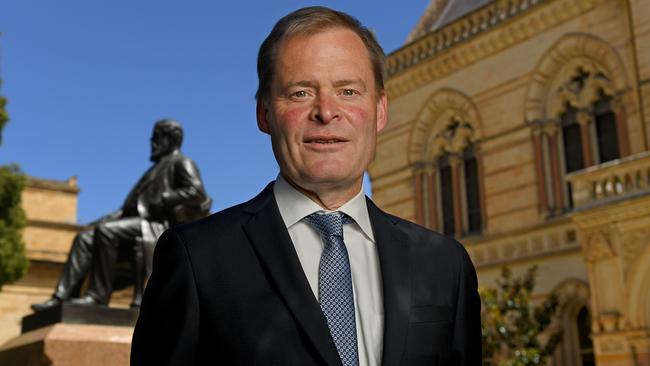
533, 67, 629, 214
415, 121, 484, 237
525, 35, 631, 217
551, 281, 593, 366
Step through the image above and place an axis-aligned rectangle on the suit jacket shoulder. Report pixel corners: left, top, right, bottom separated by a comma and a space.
367, 198, 471, 265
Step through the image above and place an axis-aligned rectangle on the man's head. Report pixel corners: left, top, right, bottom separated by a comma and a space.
255, 6, 385, 105
256, 7, 388, 207
150, 119, 183, 162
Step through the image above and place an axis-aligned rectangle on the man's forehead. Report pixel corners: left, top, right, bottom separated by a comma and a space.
275, 28, 372, 70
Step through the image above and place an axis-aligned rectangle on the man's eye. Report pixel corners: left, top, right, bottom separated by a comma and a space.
342, 89, 356, 96
292, 90, 308, 98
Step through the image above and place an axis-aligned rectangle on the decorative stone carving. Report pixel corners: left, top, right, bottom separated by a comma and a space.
597, 336, 626, 353
409, 88, 481, 164
525, 33, 628, 123
583, 229, 616, 262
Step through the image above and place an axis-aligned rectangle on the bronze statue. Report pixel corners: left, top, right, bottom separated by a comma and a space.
32, 119, 211, 311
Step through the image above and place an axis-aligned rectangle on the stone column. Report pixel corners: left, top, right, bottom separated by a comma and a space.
573, 200, 650, 366
475, 148, 487, 232
449, 154, 464, 236
425, 163, 439, 231
545, 122, 565, 212
413, 165, 425, 226
532, 124, 549, 215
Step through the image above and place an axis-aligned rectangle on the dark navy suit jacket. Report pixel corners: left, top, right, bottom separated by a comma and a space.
131, 182, 482, 365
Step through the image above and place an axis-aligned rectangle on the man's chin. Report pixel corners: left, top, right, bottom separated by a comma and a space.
301, 172, 362, 190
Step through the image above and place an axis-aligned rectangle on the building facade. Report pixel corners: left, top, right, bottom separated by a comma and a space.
369, 0, 650, 365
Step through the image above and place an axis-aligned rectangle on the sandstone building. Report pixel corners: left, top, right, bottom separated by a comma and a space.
368, 0, 650, 365
0, 177, 131, 345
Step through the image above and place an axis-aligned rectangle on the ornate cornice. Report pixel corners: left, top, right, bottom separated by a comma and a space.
386, 0, 596, 99
27, 176, 79, 193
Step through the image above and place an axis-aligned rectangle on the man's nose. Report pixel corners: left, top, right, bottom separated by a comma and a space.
310, 94, 339, 124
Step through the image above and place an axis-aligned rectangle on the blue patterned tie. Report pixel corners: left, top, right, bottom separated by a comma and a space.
304, 212, 359, 366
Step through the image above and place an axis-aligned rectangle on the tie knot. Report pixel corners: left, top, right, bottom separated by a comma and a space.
303, 212, 354, 239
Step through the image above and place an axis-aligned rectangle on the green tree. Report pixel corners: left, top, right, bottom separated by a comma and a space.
480, 266, 562, 366
0, 86, 29, 289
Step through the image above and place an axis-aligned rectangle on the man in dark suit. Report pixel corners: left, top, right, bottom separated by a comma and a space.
32, 119, 211, 310
132, 6, 481, 366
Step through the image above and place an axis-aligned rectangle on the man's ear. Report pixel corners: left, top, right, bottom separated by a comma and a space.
256, 100, 271, 134
376, 93, 388, 133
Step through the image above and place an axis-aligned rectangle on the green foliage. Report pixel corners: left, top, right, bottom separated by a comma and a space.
0, 164, 29, 289
0, 85, 29, 288
0, 165, 29, 289
480, 266, 562, 366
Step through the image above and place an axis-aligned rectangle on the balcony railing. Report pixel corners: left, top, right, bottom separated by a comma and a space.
566, 151, 650, 210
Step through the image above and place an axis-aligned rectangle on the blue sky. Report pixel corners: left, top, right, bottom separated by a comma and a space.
0, 1, 428, 223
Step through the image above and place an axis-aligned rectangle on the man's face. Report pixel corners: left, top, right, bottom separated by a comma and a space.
257, 27, 387, 193
150, 127, 174, 162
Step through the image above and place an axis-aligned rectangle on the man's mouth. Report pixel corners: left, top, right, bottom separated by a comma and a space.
311, 139, 341, 144
304, 136, 348, 144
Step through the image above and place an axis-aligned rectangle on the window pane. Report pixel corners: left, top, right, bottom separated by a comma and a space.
594, 94, 620, 163
464, 150, 481, 234
562, 106, 585, 173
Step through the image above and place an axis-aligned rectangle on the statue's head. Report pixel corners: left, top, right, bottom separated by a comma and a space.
150, 119, 183, 162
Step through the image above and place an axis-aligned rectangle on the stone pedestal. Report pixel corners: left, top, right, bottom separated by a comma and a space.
0, 323, 133, 366
0, 304, 138, 366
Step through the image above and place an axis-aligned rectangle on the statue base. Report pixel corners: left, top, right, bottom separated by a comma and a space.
22, 303, 139, 333
0, 304, 138, 366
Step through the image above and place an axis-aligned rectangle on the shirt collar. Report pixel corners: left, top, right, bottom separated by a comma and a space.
273, 174, 375, 242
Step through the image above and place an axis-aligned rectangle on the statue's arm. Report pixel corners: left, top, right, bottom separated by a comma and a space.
86, 209, 123, 226
161, 158, 208, 208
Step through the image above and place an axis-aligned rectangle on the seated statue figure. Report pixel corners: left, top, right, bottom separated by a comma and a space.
32, 119, 211, 311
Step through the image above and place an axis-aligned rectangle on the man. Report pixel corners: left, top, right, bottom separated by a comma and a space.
132, 7, 481, 366
32, 119, 211, 310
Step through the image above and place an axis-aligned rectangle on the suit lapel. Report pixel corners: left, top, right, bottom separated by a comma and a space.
242, 183, 341, 366
367, 198, 411, 366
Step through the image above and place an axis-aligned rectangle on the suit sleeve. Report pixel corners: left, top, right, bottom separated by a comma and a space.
162, 158, 208, 208
452, 244, 483, 365
131, 229, 200, 366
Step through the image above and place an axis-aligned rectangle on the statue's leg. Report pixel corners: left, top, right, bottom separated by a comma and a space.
83, 217, 142, 304
31, 229, 95, 311
54, 229, 95, 299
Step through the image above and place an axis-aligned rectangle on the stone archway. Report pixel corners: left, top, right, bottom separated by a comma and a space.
408, 88, 482, 164
552, 279, 592, 366
524, 33, 628, 123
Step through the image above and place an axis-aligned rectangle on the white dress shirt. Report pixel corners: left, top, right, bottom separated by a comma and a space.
273, 175, 384, 366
